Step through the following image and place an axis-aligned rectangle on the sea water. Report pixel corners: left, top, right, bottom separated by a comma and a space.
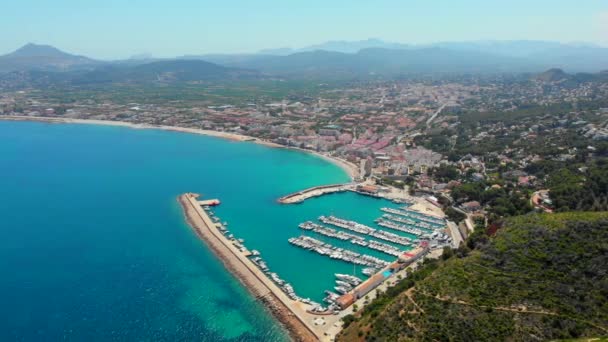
0, 121, 420, 340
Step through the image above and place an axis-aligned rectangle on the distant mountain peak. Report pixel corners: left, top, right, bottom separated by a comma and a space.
536, 68, 569, 82
0, 43, 98, 73
11, 43, 69, 57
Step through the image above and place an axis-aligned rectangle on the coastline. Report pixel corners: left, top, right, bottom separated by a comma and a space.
1, 115, 358, 340
0, 115, 359, 181
178, 193, 320, 342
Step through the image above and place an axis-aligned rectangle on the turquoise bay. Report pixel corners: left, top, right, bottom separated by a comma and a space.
0, 121, 408, 341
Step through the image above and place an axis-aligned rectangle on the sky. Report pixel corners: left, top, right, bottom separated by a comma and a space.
1, 0, 607, 59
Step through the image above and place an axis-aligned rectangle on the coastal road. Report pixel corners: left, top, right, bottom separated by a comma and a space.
446, 221, 463, 248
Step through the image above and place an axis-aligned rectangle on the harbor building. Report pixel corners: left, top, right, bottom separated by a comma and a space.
334, 241, 430, 310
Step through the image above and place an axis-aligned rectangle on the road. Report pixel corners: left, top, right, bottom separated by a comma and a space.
426, 104, 447, 128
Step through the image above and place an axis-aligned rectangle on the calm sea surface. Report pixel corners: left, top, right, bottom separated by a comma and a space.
0, 121, 414, 341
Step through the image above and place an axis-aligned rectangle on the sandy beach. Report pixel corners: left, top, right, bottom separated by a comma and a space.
0, 115, 359, 181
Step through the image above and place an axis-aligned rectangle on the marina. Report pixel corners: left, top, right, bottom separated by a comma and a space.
203, 190, 449, 312
279, 195, 451, 317
184, 189, 449, 340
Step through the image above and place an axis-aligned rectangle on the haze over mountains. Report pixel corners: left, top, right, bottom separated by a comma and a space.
1, 39, 608, 84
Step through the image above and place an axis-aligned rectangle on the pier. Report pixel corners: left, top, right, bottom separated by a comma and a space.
197, 199, 221, 206
179, 193, 328, 342
277, 183, 354, 204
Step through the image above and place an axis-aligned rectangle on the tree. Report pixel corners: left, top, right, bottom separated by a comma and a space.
445, 207, 466, 223
430, 165, 461, 182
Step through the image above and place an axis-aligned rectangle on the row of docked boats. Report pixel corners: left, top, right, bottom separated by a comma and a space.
362, 267, 378, 276
206, 206, 320, 305
319, 215, 376, 235
399, 207, 446, 226
369, 229, 412, 246
202, 206, 332, 309
367, 240, 403, 257
288, 236, 389, 269
250, 254, 324, 308
381, 213, 417, 226
299, 221, 364, 242
376, 218, 425, 236
380, 213, 439, 231
380, 207, 444, 228
301, 221, 405, 258
336, 273, 362, 285
318, 215, 411, 246
324, 274, 364, 303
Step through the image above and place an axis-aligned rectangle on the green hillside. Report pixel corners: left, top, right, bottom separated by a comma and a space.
339, 212, 608, 341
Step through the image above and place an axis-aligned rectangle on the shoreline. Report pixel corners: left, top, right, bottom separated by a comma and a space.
0, 115, 359, 181
178, 193, 320, 342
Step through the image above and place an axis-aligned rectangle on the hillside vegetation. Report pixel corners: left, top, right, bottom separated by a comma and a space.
339, 212, 608, 341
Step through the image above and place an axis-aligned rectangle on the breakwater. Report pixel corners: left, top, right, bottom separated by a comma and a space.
178, 193, 320, 342
277, 183, 354, 204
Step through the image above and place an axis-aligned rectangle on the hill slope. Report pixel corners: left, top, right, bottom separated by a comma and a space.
72, 59, 259, 84
339, 212, 608, 341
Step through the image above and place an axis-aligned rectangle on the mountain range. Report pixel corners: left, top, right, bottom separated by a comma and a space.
1, 40, 608, 83
253, 39, 608, 73
203, 48, 542, 76
258, 38, 411, 55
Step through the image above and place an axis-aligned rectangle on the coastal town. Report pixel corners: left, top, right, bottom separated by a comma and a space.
5, 0, 608, 338
2, 70, 608, 341
2, 72, 608, 221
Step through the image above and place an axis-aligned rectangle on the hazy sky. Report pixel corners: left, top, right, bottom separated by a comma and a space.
2, 0, 607, 59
